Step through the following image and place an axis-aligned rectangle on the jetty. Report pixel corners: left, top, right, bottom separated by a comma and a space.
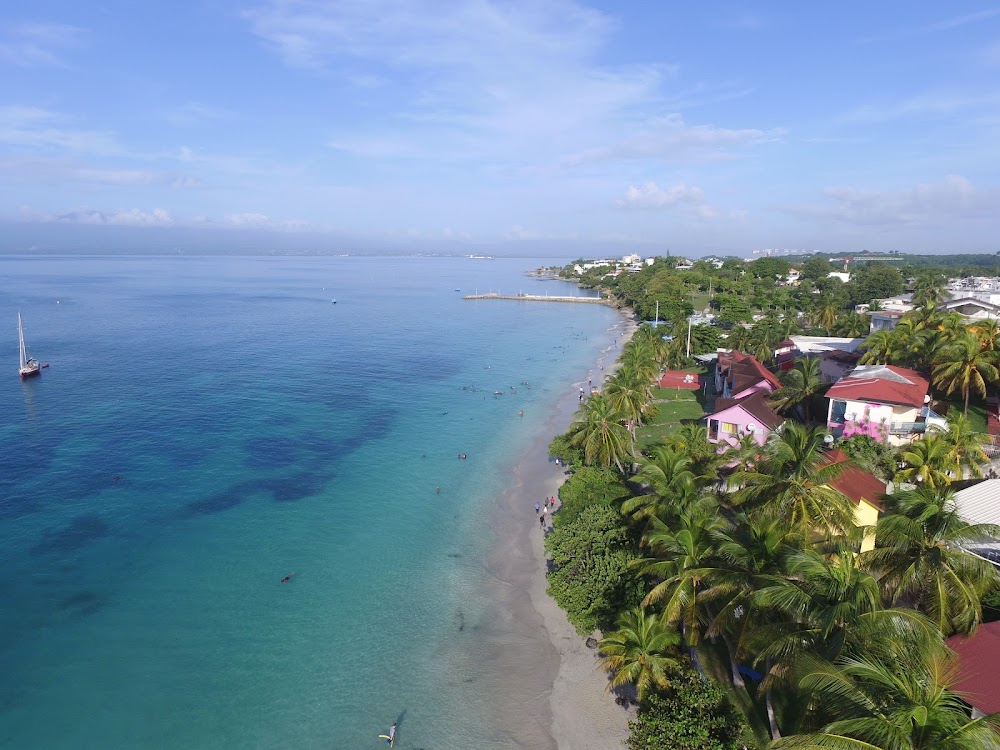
463, 292, 609, 304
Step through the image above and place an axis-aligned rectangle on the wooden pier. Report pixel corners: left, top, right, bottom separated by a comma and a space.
463, 292, 608, 304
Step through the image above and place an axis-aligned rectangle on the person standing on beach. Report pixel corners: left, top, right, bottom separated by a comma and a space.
535, 502, 540, 514
539, 515, 545, 529
578, 386, 584, 401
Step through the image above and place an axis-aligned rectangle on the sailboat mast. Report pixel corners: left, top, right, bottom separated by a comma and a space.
18, 310, 27, 369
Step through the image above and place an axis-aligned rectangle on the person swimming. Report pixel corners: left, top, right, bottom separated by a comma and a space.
281, 573, 294, 583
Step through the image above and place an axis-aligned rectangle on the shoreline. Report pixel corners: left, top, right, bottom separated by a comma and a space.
484, 311, 638, 749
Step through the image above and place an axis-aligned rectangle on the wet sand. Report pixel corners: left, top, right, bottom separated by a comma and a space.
483, 315, 637, 749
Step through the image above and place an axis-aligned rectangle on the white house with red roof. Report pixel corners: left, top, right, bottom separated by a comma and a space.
825, 364, 948, 446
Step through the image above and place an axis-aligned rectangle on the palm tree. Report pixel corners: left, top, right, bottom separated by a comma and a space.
752, 550, 943, 739
733, 423, 856, 538
858, 329, 900, 365
770, 356, 828, 423
932, 332, 1000, 417
620, 340, 659, 385
941, 413, 992, 480
893, 434, 954, 488
772, 651, 1000, 749
861, 486, 1000, 636
624, 446, 703, 532
604, 372, 653, 430
973, 319, 1000, 352
835, 311, 869, 338
812, 298, 839, 333
568, 394, 634, 474
597, 607, 682, 704
639, 499, 726, 673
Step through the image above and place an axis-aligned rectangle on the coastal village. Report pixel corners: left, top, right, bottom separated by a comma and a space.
538, 251, 1000, 748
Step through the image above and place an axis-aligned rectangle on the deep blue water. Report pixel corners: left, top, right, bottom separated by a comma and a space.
0, 255, 621, 749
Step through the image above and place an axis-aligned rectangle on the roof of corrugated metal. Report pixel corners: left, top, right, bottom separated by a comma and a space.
953, 479, 1000, 525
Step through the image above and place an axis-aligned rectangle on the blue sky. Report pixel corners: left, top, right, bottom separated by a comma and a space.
1, 1, 999, 255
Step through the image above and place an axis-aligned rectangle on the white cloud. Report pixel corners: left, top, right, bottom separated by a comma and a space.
565, 114, 782, 166
51, 208, 174, 226
858, 9, 1000, 44
0, 156, 201, 188
0, 21, 84, 67
842, 92, 1000, 124
794, 175, 1000, 226
0, 105, 120, 154
617, 181, 716, 217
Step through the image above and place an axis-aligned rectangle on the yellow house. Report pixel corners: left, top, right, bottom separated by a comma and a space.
819, 449, 885, 552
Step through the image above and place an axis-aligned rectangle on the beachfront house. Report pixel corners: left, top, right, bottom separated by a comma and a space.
940, 296, 1000, 323
825, 364, 947, 445
818, 449, 884, 552
714, 350, 782, 399
705, 391, 784, 449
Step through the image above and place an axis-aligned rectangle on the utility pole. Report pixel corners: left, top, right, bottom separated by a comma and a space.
686, 316, 693, 358
654, 300, 659, 327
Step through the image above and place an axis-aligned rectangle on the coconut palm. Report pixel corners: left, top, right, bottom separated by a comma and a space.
603, 372, 653, 430
772, 651, 1000, 750
893, 434, 955, 488
752, 550, 944, 739
639, 498, 726, 673
770, 356, 828, 423
568, 394, 634, 474
733, 423, 856, 538
835, 311, 870, 338
858, 329, 901, 366
932, 332, 1000, 417
597, 607, 682, 704
941, 413, 992, 480
624, 446, 702, 530
619, 340, 660, 385
812, 298, 839, 333
861, 486, 1000, 636
973, 319, 1000, 352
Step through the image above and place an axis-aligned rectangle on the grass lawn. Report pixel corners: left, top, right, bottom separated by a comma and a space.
938, 398, 989, 433
637, 387, 706, 448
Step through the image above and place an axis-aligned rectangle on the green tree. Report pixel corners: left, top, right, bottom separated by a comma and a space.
555, 466, 631, 527
597, 607, 681, 704
932, 332, 1000, 417
568, 394, 635, 474
626, 668, 750, 750
859, 329, 903, 366
941, 413, 992, 480
837, 434, 896, 481
733, 423, 856, 538
862, 486, 1000, 636
834, 310, 870, 338
546, 504, 643, 633
893, 434, 954, 488
849, 263, 905, 305
770, 356, 827, 423
772, 652, 1000, 750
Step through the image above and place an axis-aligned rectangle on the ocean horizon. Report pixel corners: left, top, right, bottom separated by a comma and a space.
0, 254, 623, 749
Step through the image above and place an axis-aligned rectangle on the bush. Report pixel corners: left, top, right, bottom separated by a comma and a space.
549, 432, 583, 467
556, 466, 631, 527
545, 504, 642, 634
627, 669, 749, 750
837, 434, 896, 480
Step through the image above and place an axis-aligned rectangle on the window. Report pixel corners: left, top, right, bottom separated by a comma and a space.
721, 422, 738, 435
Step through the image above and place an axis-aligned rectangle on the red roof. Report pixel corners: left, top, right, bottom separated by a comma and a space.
947, 621, 1000, 714
724, 351, 782, 394
659, 370, 701, 390
818, 449, 886, 509
825, 365, 929, 408
708, 391, 785, 429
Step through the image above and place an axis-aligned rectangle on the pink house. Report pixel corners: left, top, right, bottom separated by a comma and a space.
706, 391, 785, 449
714, 350, 782, 400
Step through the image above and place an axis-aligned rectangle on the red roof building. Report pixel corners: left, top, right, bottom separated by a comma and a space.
715, 350, 781, 399
825, 364, 929, 408
818, 449, 886, 510
947, 621, 1000, 716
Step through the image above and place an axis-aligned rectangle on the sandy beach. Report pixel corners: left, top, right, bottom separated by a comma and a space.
483, 313, 638, 749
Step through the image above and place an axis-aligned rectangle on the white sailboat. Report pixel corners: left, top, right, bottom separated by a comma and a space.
18, 310, 40, 379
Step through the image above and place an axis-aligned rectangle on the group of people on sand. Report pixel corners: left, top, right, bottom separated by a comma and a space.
535, 496, 557, 528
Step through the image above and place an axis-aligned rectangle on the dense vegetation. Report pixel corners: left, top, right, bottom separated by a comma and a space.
543, 256, 1000, 749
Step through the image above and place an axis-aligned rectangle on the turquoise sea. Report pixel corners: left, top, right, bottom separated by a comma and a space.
0, 255, 621, 749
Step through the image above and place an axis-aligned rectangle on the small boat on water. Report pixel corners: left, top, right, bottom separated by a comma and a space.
18, 310, 40, 379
